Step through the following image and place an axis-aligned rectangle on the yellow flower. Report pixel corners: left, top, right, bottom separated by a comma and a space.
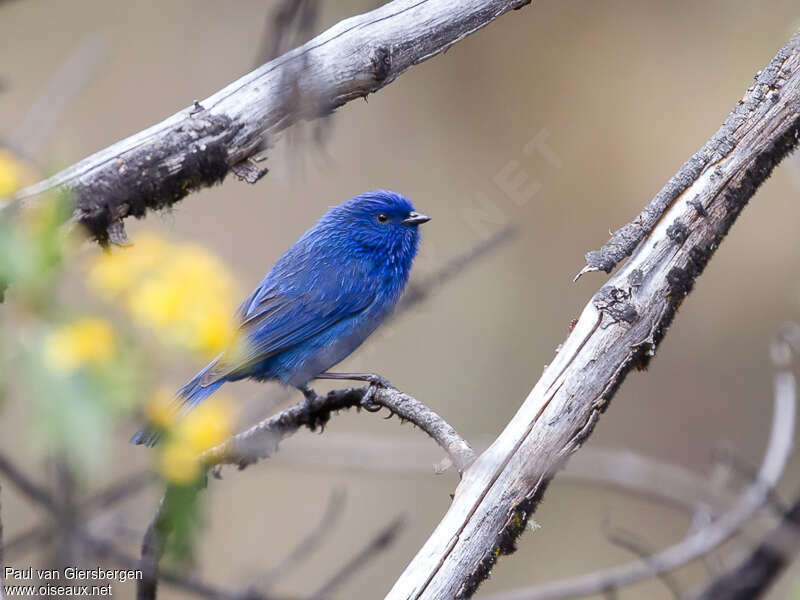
144, 387, 178, 430
156, 397, 235, 485
0, 148, 29, 198
44, 317, 116, 373
175, 398, 235, 453
159, 441, 202, 485
87, 232, 240, 358
88, 233, 168, 296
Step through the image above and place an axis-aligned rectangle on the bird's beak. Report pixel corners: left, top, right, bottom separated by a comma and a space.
403, 211, 431, 225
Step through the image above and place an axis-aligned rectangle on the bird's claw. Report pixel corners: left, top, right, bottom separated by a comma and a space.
360, 375, 390, 412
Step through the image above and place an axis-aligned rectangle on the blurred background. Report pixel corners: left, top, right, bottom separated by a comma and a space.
2, 1, 800, 598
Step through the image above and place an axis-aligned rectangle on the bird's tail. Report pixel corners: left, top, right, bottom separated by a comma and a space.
130, 357, 226, 447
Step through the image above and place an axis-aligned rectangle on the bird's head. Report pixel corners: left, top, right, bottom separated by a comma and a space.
327, 190, 429, 266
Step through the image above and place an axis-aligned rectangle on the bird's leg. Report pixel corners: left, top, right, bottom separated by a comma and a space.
314, 372, 391, 412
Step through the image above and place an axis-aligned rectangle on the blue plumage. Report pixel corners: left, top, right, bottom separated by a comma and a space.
131, 190, 429, 446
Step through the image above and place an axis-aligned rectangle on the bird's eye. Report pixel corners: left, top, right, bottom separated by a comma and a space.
376, 213, 389, 224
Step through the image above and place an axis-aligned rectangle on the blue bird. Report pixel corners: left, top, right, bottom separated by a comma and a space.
131, 190, 429, 446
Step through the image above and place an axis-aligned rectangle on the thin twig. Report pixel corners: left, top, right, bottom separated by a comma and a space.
689, 497, 800, 600
0, 454, 58, 512
603, 526, 683, 599
689, 323, 800, 600
137, 495, 166, 600
308, 516, 405, 600
202, 385, 475, 473
8, 33, 106, 161
81, 530, 278, 600
49, 459, 78, 586
0, 454, 256, 600
397, 226, 517, 314
257, 488, 347, 588
2, 470, 154, 557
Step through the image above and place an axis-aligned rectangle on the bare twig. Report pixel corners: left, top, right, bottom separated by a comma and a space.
397, 226, 517, 314
257, 488, 347, 588
308, 516, 406, 600
9, 0, 532, 243
0, 454, 256, 600
0, 454, 58, 513
81, 530, 278, 600
2, 470, 154, 557
137, 495, 166, 600
689, 323, 800, 600
7, 34, 106, 161
202, 385, 476, 473
49, 460, 79, 587
480, 337, 796, 600
603, 526, 683, 599
689, 498, 800, 600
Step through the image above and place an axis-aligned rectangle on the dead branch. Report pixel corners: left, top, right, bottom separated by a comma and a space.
385, 27, 800, 600
9, 0, 531, 244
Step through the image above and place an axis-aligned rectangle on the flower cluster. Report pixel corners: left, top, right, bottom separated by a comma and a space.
145, 388, 235, 484
88, 233, 241, 358
44, 317, 116, 373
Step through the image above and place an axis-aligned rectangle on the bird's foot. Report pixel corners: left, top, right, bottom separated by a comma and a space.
314, 372, 391, 412
357, 374, 391, 412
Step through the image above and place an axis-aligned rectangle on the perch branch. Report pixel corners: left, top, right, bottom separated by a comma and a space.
386, 27, 800, 600
9, 0, 531, 243
202, 385, 476, 473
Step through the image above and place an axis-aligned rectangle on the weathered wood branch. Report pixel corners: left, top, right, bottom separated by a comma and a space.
385, 28, 800, 600
9, 0, 531, 243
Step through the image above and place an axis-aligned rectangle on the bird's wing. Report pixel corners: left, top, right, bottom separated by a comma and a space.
199, 262, 376, 386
